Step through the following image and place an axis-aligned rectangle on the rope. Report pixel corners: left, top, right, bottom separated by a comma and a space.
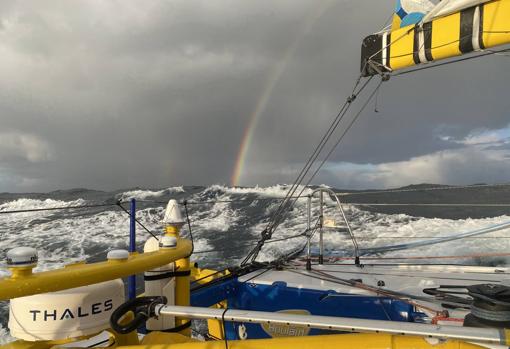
310, 251, 510, 262
0, 203, 116, 215
193, 232, 307, 255
347, 203, 510, 207
221, 308, 229, 349
250, 78, 382, 264
260, 76, 372, 237
286, 267, 442, 314
360, 219, 510, 254
336, 182, 510, 197
116, 202, 159, 241
272, 79, 384, 249
183, 201, 194, 255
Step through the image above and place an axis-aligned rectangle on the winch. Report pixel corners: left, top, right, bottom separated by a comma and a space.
464, 284, 510, 328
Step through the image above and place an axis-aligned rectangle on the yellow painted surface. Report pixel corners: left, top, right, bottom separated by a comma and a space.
505, 329, 510, 346
8, 266, 34, 279
165, 225, 179, 237
175, 256, 191, 336
391, 15, 402, 32
191, 268, 229, 284
430, 12, 461, 61
207, 302, 228, 340
483, 0, 510, 48
388, 26, 415, 70
113, 333, 487, 349
141, 332, 197, 345
0, 239, 192, 301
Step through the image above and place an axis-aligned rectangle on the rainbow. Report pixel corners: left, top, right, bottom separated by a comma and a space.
230, 0, 334, 187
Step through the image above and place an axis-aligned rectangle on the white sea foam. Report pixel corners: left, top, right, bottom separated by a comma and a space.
0, 198, 86, 212
118, 186, 185, 201
203, 184, 313, 198
0, 327, 13, 345
256, 199, 510, 265
1, 187, 510, 342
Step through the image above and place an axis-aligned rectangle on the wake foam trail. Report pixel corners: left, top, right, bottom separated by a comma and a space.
1, 186, 509, 342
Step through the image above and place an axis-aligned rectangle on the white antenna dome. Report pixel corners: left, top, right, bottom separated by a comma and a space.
163, 199, 185, 226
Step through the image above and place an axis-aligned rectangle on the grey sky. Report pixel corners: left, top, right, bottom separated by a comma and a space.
0, 0, 508, 192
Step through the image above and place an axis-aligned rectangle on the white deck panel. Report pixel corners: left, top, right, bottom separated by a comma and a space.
238, 263, 508, 316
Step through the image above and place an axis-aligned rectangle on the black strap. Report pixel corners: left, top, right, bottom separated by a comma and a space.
146, 321, 191, 333
144, 270, 191, 281
110, 296, 167, 334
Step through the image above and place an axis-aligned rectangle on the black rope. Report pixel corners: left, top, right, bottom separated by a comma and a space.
264, 76, 373, 231
183, 200, 195, 255
116, 201, 159, 241
270, 79, 384, 244
221, 307, 229, 349
0, 203, 116, 215
336, 182, 510, 197
193, 231, 308, 255
241, 75, 375, 266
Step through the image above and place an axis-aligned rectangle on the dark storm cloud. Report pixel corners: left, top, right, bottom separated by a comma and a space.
0, 0, 508, 192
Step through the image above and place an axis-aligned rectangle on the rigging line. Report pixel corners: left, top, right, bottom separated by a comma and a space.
193, 232, 308, 255
264, 77, 366, 232
317, 251, 510, 261
482, 48, 510, 57
308, 268, 443, 313
388, 31, 473, 60
274, 79, 384, 238
377, 10, 396, 34
336, 182, 510, 196
221, 307, 229, 349
116, 202, 159, 241
367, 23, 502, 63
124, 196, 510, 207
286, 267, 442, 314
264, 74, 372, 226
346, 202, 510, 207
353, 236, 510, 239
133, 196, 311, 205
361, 219, 510, 254
367, 26, 415, 62
263, 77, 375, 238
0, 203, 116, 215
241, 76, 372, 266
183, 201, 194, 255
393, 47, 510, 76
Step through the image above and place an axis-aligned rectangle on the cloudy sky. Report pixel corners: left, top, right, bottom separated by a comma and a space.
0, 0, 508, 192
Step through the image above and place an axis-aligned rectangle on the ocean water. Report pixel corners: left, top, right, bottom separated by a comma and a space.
1, 184, 510, 342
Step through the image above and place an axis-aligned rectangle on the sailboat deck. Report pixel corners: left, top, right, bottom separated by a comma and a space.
239, 262, 509, 299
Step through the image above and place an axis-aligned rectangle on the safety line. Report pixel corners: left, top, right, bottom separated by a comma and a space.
309, 251, 510, 261
0, 203, 116, 214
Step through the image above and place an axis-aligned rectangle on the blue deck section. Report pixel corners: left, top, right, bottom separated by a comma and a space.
192, 278, 426, 340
